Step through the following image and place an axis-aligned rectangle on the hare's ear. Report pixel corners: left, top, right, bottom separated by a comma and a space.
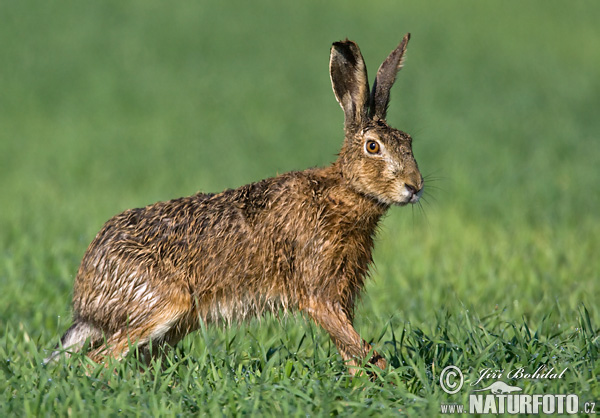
369, 33, 410, 120
330, 40, 370, 131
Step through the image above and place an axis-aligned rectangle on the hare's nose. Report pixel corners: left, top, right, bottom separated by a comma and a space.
405, 180, 423, 195
405, 182, 423, 204
405, 184, 418, 195
406, 174, 424, 194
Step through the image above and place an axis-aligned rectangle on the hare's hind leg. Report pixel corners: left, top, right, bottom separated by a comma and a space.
305, 299, 386, 375
87, 306, 194, 364
44, 321, 103, 364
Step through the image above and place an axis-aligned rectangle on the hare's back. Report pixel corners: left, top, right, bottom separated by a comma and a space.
74, 174, 300, 287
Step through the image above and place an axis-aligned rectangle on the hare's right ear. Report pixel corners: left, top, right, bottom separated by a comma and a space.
330, 40, 370, 131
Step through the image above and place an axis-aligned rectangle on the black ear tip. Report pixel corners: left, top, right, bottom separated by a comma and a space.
330, 40, 362, 65
332, 39, 357, 49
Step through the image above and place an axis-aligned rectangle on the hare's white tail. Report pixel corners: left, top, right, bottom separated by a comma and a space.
43, 321, 101, 364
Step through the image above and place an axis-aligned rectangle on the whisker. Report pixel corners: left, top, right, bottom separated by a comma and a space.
422, 171, 449, 185
422, 191, 439, 204
423, 168, 445, 178
417, 200, 430, 227
425, 184, 444, 191
420, 196, 434, 206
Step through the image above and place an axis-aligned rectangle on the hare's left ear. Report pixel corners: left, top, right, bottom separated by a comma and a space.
369, 33, 410, 120
330, 40, 370, 131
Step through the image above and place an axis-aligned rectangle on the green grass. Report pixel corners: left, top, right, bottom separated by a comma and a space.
1, 0, 599, 416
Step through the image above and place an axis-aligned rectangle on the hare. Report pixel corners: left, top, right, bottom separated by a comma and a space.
46, 34, 423, 374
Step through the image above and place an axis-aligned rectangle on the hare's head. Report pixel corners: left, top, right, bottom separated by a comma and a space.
330, 34, 423, 206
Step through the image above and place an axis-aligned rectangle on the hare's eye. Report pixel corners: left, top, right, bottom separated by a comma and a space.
366, 140, 380, 154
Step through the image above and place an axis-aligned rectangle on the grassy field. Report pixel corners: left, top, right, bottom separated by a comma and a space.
1, 1, 599, 416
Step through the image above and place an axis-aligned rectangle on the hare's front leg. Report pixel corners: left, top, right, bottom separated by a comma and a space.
305, 299, 386, 375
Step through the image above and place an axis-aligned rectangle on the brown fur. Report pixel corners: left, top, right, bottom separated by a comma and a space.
46, 34, 424, 374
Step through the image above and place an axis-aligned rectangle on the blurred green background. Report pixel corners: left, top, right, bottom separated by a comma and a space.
1, 0, 598, 364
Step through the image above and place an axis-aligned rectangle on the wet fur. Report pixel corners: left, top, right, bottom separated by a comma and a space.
47, 34, 423, 374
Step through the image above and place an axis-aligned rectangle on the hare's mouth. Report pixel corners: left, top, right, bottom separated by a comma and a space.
409, 188, 423, 204
395, 184, 423, 206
